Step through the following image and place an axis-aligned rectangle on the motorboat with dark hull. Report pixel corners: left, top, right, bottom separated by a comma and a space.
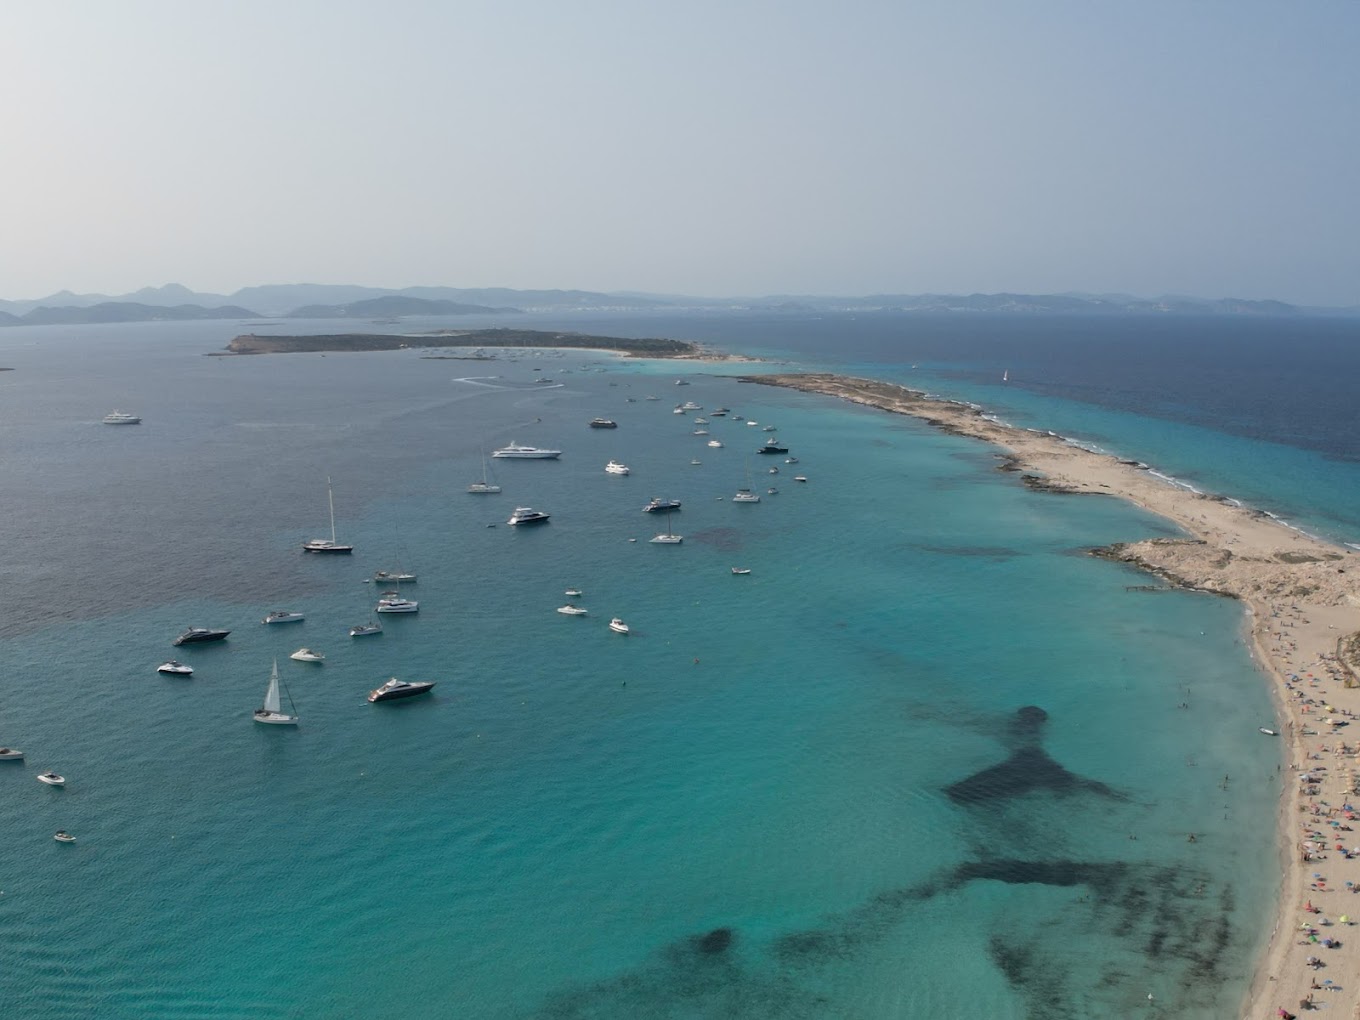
641, 498, 681, 513
507, 507, 551, 526
756, 439, 788, 454
173, 627, 230, 646
368, 678, 437, 703
588, 418, 619, 429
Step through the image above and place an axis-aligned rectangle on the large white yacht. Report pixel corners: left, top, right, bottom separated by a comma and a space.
605, 461, 631, 475
492, 442, 562, 459
375, 593, 419, 613
102, 410, 142, 425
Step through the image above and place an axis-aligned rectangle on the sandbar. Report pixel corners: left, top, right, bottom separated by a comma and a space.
741, 372, 1360, 1019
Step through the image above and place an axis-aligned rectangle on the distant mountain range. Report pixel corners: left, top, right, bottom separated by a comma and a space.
0, 282, 1352, 327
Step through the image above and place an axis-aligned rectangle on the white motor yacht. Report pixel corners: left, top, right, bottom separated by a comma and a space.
53, 831, 77, 843
557, 605, 589, 616
289, 648, 325, 662
157, 660, 194, 676
707, 440, 724, 448
608, 618, 630, 634
102, 410, 141, 425
492, 442, 562, 459
564, 588, 584, 597
605, 460, 631, 475
373, 569, 416, 584
0, 747, 24, 760
262, 610, 305, 625
37, 772, 65, 786
731, 567, 752, 575
350, 621, 383, 637
376, 594, 419, 613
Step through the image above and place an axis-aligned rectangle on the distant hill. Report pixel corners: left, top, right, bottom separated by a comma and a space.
19, 302, 260, 325
284, 296, 513, 319
0, 282, 1344, 325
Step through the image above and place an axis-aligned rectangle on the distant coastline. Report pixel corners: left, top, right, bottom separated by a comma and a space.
222, 328, 708, 359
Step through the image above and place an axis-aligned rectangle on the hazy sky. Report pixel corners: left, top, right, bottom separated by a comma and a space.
2, 2, 1356, 303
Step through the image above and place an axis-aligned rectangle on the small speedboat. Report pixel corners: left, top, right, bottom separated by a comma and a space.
53, 831, 76, 843
785, 457, 799, 464
350, 622, 383, 637
262, 610, 305, 625
731, 567, 751, 575
608, 618, 630, 634
157, 660, 194, 676
1259, 727, 1278, 736
0, 747, 24, 760
707, 440, 724, 448
690, 459, 702, 466
794, 475, 808, 482
368, 678, 437, 703
37, 772, 65, 786
564, 589, 584, 597
290, 648, 325, 663
557, 605, 589, 616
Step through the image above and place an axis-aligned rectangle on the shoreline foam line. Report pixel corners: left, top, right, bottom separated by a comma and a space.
738, 371, 1360, 1020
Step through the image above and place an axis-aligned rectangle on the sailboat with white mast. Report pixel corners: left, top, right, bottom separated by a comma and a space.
468, 447, 501, 494
732, 460, 761, 503
253, 660, 299, 725
303, 477, 353, 553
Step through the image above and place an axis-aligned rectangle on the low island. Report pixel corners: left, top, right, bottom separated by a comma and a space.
740, 371, 1360, 1020
223, 327, 702, 358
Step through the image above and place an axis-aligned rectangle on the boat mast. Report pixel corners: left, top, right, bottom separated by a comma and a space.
327, 476, 337, 543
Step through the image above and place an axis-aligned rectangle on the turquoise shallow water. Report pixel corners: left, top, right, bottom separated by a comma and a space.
0, 321, 1282, 1018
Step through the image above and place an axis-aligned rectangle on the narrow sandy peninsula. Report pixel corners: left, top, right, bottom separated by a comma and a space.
742, 372, 1360, 1020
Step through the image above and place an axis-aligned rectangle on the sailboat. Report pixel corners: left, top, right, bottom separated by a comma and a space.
468, 448, 501, 494
302, 478, 353, 553
649, 515, 683, 544
253, 660, 299, 725
732, 460, 761, 503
